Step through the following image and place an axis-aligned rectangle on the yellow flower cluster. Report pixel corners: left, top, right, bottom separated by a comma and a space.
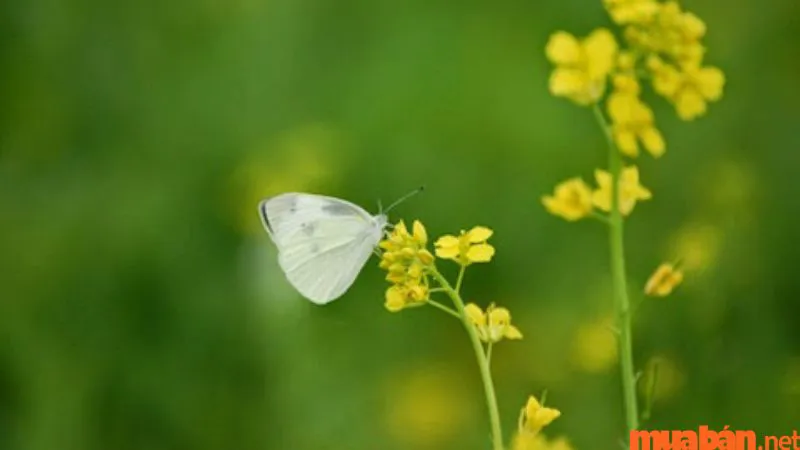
545, 29, 618, 105
464, 303, 523, 343
647, 54, 725, 121
644, 262, 684, 296
542, 165, 651, 220
621, 1, 725, 121
379, 221, 435, 312
434, 226, 495, 266
546, 0, 725, 158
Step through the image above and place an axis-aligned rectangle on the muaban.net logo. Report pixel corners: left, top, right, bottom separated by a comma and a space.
630, 427, 800, 450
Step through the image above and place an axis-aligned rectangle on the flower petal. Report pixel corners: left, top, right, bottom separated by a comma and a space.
696, 66, 725, 100
412, 220, 427, 244
394, 221, 409, 237
549, 68, 587, 98
434, 235, 459, 248
488, 307, 511, 326
636, 185, 653, 200
640, 126, 666, 158
583, 28, 618, 79
607, 92, 639, 124
545, 31, 581, 65
385, 287, 406, 312
621, 166, 641, 185
675, 89, 707, 120
505, 325, 523, 340
614, 129, 639, 157
467, 226, 493, 243
592, 187, 612, 212
464, 303, 486, 326
594, 169, 612, 188
434, 246, 460, 260
467, 244, 495, 262
417, 249, 434, 265
681, 12, 706, 39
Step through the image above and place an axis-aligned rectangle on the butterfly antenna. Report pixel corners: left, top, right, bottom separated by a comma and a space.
377, 199, 384, 215
384, 186, 425, 214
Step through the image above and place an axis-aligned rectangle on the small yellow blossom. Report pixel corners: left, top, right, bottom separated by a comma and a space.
604, 0, 660, 25
542, 178, 594, 221
644, 263, 684, 297
606, 76, 665, 158
379, 220, 434, 312
434, 227, 495, 265
464, 303, 523, 343
592, 166, 652, 216
624, 1, 707, 65
385, 284, 428, 312
546, 28, 618, 105
648, 56, 725, 121
512, 433, 574, 450
519, 395, 561, 435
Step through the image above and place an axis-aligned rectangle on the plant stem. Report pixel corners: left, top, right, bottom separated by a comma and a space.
426, 299, 461, 319
592, 104, 640, 434
455, 265, 466, 292
430, 266, 504, 450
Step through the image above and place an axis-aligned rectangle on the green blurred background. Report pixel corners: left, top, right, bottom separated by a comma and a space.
1, 0, 798, 448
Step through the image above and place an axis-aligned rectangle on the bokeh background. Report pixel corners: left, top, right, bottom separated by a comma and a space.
2, 0, 799, 449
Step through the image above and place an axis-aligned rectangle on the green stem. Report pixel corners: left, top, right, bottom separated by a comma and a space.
455, 265, 466, 292
430, 266, 504, 450
426, 299, 461, 319
592, 104, 640, 434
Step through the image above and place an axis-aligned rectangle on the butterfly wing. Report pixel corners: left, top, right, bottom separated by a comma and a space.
259, 193, 384, 304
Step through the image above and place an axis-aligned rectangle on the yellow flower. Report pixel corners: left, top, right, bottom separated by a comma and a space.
434, 227, 495, 265
648, 56, 725, 121
644, 263, 684, 297
624, 1, 707, 65
541, 178, 594, 221
592, 166, 652, 216
546, 28, 618, 105
379, 220, 434, 312
384, 284, 429, 312
604, 0, 660, 25
606, 76, 665, 158
464, 303, 523, 343
512, 434, 573, 450
519, 395, 561, 435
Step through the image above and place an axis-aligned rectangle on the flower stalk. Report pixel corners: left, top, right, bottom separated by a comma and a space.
429, 267, 505, 450
593, 103, 640, 433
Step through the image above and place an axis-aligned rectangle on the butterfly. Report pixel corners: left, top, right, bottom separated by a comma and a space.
258, 189, 422, 304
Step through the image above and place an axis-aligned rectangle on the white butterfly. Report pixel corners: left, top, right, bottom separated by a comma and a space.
258, 192, 390, 305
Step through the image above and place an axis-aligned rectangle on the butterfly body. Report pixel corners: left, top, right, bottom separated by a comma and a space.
259, 193, 388, 304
